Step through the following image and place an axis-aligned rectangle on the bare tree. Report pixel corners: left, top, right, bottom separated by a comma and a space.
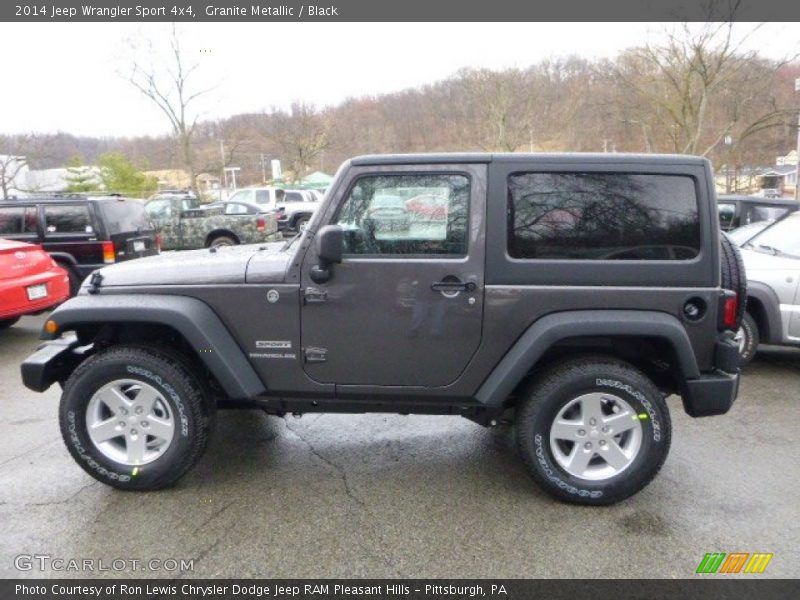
268, 103, 331, 183
124, 25, 212, 194
0, 134, 46, 199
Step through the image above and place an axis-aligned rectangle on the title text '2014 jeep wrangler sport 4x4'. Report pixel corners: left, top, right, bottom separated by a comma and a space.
21, 154, 743, 505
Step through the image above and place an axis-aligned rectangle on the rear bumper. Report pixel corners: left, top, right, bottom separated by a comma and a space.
0, 268, 70, 320
21, 335, 82, 392
681, 335, 740, 417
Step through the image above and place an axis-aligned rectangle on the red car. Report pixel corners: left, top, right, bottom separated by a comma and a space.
0, 239, 70, 329
404, 194, 449, 221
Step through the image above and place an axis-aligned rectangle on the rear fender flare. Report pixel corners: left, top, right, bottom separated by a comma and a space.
475, 310, 701, 408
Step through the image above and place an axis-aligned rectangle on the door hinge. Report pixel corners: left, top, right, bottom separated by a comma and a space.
304, 347, 328, 363
303, 287, 328, 304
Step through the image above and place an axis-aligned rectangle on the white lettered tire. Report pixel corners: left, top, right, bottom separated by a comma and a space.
516, 356, 672, 505
59, 345, 213, 490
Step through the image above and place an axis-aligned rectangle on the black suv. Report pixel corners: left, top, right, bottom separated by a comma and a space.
717, 194, 799, 231
21, 154, 744, 505
0, 196, 159, 293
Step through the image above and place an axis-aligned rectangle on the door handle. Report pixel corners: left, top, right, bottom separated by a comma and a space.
431, 280, 476, 293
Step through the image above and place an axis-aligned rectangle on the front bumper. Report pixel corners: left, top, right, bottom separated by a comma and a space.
20, 335, 82, 392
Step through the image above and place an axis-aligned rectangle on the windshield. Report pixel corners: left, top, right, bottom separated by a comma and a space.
728, 220, 772, 246
99, 200, 154, 233
744, 213, 800, 258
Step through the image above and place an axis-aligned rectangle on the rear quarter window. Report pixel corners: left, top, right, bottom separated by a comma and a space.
44, 204, 93, 234
507, 172, 701, 260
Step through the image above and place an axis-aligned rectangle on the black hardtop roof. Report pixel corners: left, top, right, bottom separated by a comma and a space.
717, 194, 800, 206
350, 152, 710, 167
0, 195, 139, 205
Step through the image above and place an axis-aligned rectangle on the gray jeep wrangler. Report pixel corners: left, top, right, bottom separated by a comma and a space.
21, 153, 744, 505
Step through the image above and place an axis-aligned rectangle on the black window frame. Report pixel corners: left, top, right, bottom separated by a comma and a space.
332, 171, 473, 259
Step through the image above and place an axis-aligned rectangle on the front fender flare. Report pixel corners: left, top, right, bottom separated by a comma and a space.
475, 310, 701, 408
39, 294, 266, 399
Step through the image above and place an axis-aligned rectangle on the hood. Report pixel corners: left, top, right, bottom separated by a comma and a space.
740, 247, 800, 280
91, 242, 292, 288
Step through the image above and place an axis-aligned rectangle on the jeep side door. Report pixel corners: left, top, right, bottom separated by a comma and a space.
299, 163, 486, 388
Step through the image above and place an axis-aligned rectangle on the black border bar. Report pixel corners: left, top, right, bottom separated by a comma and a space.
4, 0, 800, 22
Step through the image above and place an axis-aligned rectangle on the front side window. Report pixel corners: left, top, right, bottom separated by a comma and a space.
508, 172, 701, 260
335, 174, 470, 256
44, 204, 92, 234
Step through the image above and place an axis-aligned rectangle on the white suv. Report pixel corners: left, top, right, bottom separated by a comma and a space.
227, 187, 321, 233
736, 212, 800, 363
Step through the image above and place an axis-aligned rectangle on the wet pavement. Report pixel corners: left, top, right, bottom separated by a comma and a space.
1, 314, 798, 578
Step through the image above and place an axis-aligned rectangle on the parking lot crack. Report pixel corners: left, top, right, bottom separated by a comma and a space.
281, 417, 398, 572
282, 417, 365, 508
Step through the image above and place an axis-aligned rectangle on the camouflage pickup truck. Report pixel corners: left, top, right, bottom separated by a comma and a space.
144, 196, 278, 250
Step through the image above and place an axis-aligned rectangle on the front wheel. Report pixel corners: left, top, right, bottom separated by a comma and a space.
516, 356, 672, 505
59, 345, 214, 490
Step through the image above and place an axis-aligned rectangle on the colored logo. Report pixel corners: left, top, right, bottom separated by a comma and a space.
696, 552, 773, 574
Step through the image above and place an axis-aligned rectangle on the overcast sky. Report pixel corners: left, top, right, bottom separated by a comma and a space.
1, 22, 797, 138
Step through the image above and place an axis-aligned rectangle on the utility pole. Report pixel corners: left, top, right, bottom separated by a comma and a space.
219, 141, 227, 192
795, 78, 800, 200
260, 154, 268, 184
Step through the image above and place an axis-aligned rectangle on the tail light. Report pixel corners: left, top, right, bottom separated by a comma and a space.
102, 241, 116, 264
155, 234, 162, 252
718, 290, 738, 330
723, 296, 738, 329
256, 217, 266, 232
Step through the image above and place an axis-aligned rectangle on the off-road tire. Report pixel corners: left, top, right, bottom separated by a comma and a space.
737, 312, 759, 366
0, 316, 21, 330
59, 344, 214, 490
516, 356, 672, 505
209, 235, 237, 248
720, 234, 747, 329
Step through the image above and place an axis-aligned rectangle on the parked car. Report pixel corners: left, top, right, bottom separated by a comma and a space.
22, 153, 742, 506
0, 195, 159, 294
144, 196, 279, 250
717, 194, 798, 231
227, 187, 321, 233
366, 195, 411, 232
405, 193, 449, 221
727, 219, 774, 247
734, 211, 800, 364
0, 239, 70, 329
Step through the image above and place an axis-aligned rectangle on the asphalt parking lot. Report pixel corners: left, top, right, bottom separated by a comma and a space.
1, 313, 799, 579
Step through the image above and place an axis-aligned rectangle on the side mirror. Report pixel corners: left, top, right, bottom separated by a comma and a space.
310, 225, 343, 284
316, 225, 343, 265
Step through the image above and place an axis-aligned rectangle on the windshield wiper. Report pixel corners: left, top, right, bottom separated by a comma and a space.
756, 244, 781, 255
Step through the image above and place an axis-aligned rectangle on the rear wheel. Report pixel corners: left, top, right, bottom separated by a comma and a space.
59, 345, 214, 490
735, 312, 759, 366
0, 317, 21, 330
209, 235, 236, 248
516, 356, 671, 505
